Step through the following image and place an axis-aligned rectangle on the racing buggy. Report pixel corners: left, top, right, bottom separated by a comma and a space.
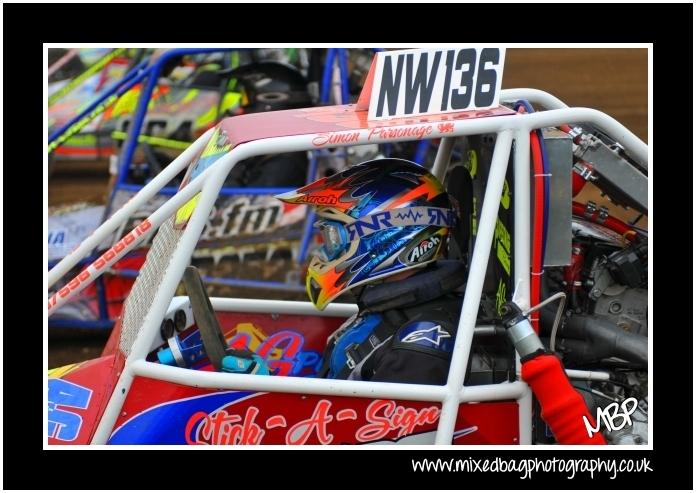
47, 48, 648, 445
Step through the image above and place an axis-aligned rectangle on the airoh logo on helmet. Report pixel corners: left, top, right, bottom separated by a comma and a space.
403, 235, 442, 264
296, 194, 338, 205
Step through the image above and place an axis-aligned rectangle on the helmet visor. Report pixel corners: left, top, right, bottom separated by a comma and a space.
315, 220, 348, 262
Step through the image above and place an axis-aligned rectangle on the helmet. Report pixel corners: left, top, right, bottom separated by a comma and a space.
275, 158, 456, 310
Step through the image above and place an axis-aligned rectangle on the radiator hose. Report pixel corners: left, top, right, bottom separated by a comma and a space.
540, 310, 648, 367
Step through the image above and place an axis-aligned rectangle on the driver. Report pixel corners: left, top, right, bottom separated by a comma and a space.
275, 158, 467, 384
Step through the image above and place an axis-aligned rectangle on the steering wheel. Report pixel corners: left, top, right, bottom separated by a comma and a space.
182, 266, 228, 371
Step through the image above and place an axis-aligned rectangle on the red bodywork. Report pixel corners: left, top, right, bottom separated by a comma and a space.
49, 308, 519, 445
218, 103, 514, 145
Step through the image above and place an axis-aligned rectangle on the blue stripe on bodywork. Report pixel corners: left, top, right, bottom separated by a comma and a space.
108, 391, 253, 444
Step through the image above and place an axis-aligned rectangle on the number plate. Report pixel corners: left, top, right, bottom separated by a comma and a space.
368, 48, 506, 121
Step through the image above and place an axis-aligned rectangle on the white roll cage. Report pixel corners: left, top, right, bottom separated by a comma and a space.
47, 88, 648, 445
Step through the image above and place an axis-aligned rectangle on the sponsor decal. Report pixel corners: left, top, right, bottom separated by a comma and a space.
394, 209, 424, 222
47, 379, 93, 442
294, 194, 338, 206
48, 219, 152, 311
397, 321, 454, 352
500, 179, 511, 210
494, 217, 511, 275
192, 239, 298, 265
227, 323, 322, 377
437, 122, 455, 133
495, 278, 507, 315
355, 400, 441, 442
110, 381, 519, 444
404, 235, 441, 264
311, 124, 434, 148
175, 126, 233, 229
345, 207, 455, 242
111, 193, 302, 253
185, 398, 441, 445
93, 219, 152, 269
48, 229, 66, 246
401, 324, 450, 346
312, 131, 361, 147
202, 197, 283, 240
367, 124, 433, 141
426, 207, 454, 225
175, 193, 202, 230
48, 205, 106, 262
186, 407, 267, 445
298, 103, 514, 130
201, 126, 233, 158
346, 211, 394, 241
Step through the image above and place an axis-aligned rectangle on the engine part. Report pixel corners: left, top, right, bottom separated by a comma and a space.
500, 302, 545, 360
572, 218, 625, 246
585, 237, 647, 306
584, 242, 630, 301
573, 201, 638, 240
571, 159, 595, 196
545, 311, 647, 367
573, 131, 647, 213
606, 238, 648, 288
593, 286, 648, 336
564, 243, 585, 310
587, 258, 616, 301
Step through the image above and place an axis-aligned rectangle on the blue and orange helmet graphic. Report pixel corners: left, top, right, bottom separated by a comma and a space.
275, 158, 455, 310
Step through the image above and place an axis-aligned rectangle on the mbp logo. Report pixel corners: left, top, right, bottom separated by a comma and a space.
583, 397, 639, 439
403, 235, 441, 264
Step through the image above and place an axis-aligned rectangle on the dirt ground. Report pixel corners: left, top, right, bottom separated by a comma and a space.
47, 48, 649, 369
505, 48, 648, 143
